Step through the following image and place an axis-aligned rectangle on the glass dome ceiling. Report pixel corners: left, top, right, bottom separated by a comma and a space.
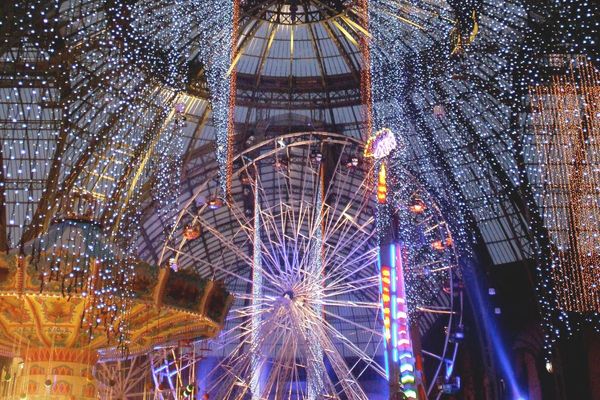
134, 0, 536, 270
1, 0, 592, 273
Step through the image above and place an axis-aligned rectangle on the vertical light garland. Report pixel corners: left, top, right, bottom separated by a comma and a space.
307, 164, 325, 400
365, 0, 407, 137
251, 180, 262, 399
195, 0, 236, 197
530, 56, 600, 315
357, 0, 373, 141
226, 0, 240, 197
148, 0, 192, 230
152, 102, 186, 232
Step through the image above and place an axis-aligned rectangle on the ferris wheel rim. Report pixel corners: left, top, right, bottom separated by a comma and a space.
161, 131, 437, 267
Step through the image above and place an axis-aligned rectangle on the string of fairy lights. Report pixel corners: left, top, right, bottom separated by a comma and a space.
529, 57, 600, 317
1, 0, 598, 376
0, 0, 232, 348
363, 0, 474, 256
515, 0, 600, 360
362, 0, 598, 366
188, 0, 235, 196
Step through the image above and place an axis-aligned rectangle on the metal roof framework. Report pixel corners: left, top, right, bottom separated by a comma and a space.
0, 0, 562, 369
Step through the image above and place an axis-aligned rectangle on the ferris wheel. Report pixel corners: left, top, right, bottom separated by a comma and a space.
161, 132, 463, 399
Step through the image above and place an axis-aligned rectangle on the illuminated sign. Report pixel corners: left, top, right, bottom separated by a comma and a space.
365, 128, 397, 160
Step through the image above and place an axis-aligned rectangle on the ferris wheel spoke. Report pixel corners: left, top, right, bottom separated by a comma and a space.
324, 210, 374, 252
300, 305, 384, 377
255, 222, 285, 270
323, 239, 375, 281
261, 202, 317, 283
252, 263, 291, 294
208, 319, 282, 397
196, 215, 253, 265
422, 349, 444, 361
324, 274, 380, 293
322, 192, 374, 249
255, 204, 294, 267
212, 209, 254, 251
324, 243, 378, 277
264, 326, 298, 397
249, 314, 300, 397
165, 244, 221, 270
171, 248, 269, 291
279, 200, 311, 265
224, 195, 253, 231
228, 306, 273, 322
417, 306, 455, 314
322, 169, 375, 237
257, 224, 294, 280
324, 211, 376, 252
324, 252, 379, 292
205, 360, 248, 398
317, 307, 384, 342
315, 327, 371, 400
318, 299, 381, 309
233, 292, 283, 304
322, 222, 377, 273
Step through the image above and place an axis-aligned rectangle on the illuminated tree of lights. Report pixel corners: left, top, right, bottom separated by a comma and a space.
362, 0, 599, 363
0, 0, 184, 344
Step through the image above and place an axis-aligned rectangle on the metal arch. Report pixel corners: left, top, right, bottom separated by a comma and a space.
160, 130, 462, 324
159, 131, 364, 266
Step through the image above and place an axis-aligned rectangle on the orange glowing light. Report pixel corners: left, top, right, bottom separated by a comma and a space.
377, 164, 387, 204
530, 56, 600, 313
207, 198, 224, 210
431, 240, 444, 251
409, 199, 426, 214
183, 225, 201, 241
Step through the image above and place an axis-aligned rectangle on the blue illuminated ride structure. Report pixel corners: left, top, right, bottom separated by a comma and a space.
369, 129, 463, 400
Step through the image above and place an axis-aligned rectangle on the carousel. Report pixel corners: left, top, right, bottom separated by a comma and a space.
0, 197, 232, 399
